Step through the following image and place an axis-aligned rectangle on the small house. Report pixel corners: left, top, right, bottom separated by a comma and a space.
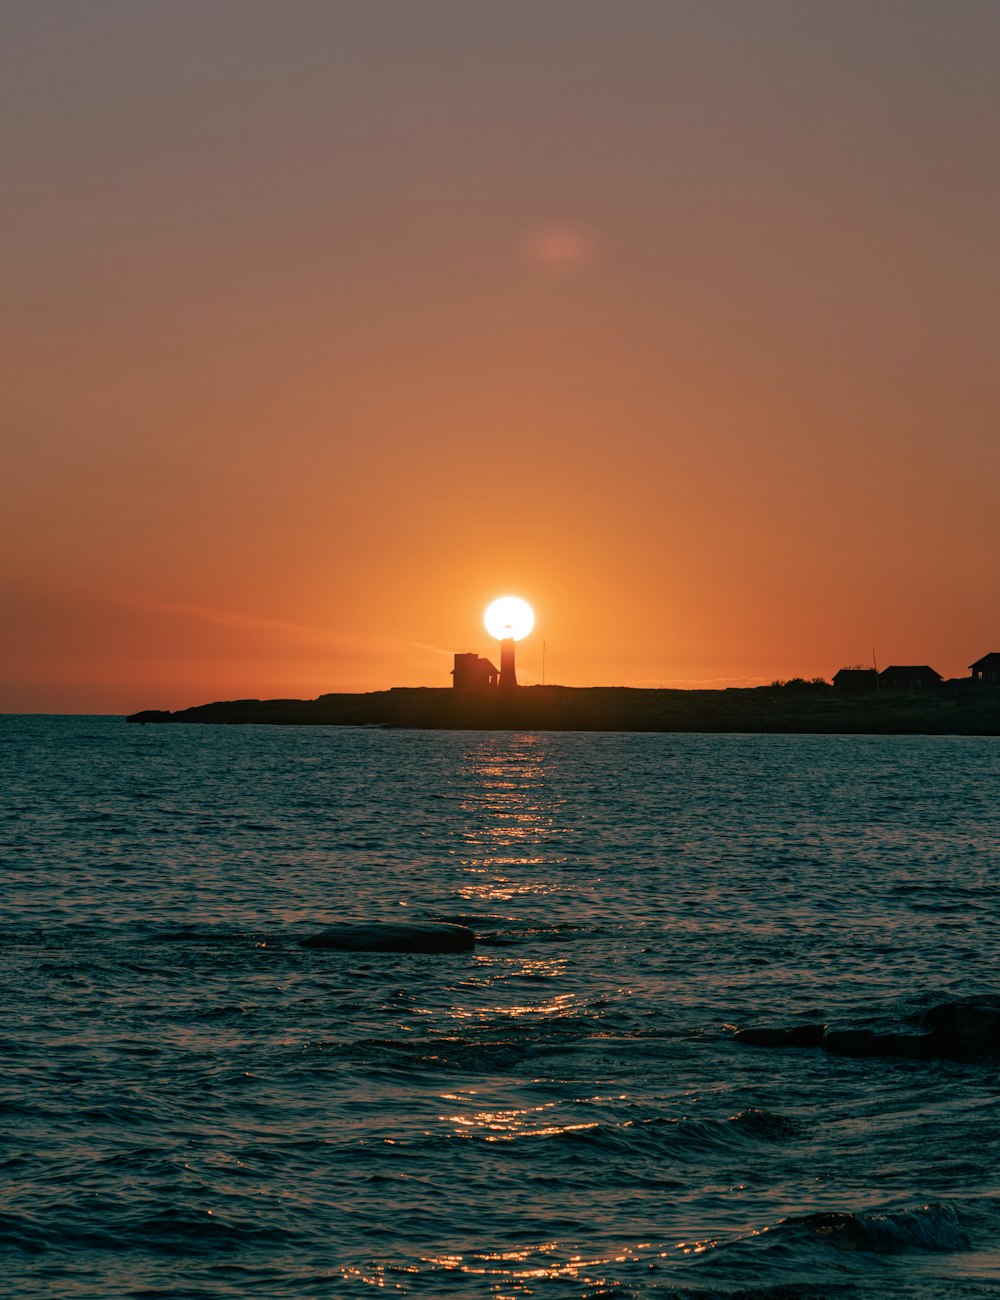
451, 653, 499, 689
878, 665, 942, 691
832, 668, 878, 693
970, 652, 1000, 685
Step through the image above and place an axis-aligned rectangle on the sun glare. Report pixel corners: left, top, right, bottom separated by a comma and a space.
485, 596, 534, 642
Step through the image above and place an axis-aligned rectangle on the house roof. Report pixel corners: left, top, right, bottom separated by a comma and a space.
451, 654, 498, 674
879, 665, 941, 677
833, 668, 877, 678
970, 652, 1000, 670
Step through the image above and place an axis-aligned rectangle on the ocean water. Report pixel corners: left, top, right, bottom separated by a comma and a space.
2, 715, 999, 1299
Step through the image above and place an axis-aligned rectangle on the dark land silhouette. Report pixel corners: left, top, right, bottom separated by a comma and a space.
127, 679, 1000, 734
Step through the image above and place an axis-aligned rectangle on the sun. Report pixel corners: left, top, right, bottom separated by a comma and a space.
484, 596, 534, 642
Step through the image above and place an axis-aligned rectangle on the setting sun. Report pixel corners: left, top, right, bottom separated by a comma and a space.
484, 596, 535, 642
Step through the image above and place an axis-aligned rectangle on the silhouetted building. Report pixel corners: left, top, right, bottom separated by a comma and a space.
970, 652, 1000, 685
499, 637, 517, 689
452, 653, 498, 689
878, 665, 942, 691
833, 668, 878, 693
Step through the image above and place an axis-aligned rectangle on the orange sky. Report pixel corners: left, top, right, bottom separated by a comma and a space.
3, 2, 999, 712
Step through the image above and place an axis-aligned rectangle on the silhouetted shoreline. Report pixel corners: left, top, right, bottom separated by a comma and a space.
126, 683, 1000, 734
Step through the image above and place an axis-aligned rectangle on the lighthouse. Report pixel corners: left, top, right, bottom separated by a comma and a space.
499, 637, 517, 689
484, 596, 534, 690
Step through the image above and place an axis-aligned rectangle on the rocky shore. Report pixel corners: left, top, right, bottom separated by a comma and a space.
126, 682, 1000, 734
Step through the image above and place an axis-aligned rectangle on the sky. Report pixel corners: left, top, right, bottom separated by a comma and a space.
3, 0, 999, 712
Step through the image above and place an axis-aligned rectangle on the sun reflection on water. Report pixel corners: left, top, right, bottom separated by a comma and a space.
439, 1099, 600, 1143
344, 1238, 683, 1292
456, 872, 558, 902
340, 735, 655, 1295
451, 735, 567, 907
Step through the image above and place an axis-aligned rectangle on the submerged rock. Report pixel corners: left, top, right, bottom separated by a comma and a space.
734, 1023, 826, 1049
822, 1029, 944, 1060
917, 996, 1000, 1056
734, 995, 1000, 1061
300, 921, 475, 953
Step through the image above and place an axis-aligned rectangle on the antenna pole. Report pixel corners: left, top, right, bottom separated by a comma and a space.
873, 647, 879, 691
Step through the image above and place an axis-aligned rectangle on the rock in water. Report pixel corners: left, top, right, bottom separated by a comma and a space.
300, 921, 475, 953
918, 996, 1000, 1055
734, 1024, 827, 1049
822, 1029, 944, 1059
733, 994, 1000, 1061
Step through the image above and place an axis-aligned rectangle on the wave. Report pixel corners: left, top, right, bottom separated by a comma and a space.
531, 1107, 806, 1159
773, 1202, 968, 1256
675, 1201, 973, 1285
331, 1098, 806, 1161
0, 1204, 297, 1258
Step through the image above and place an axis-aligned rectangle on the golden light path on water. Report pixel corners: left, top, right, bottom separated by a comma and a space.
342, 1232, 743, 1291
455, 738, 563, 903
344, 1222, 773, 1291
409, 733, 629, 1292
339, 733, 777, 1294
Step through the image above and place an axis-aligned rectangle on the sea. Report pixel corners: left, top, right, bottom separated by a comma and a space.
2, 715, 999, 1299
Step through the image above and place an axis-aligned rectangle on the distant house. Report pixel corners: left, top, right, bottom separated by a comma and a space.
970, 652, 1000, 685
878, 665, 942, 691
832, 668, 878, 693
451, 653, 499, 689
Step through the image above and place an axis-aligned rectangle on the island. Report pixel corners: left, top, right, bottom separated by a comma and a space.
126, 682, 1000, 734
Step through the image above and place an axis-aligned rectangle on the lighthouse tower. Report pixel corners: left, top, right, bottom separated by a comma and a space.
499, 637, 517, 689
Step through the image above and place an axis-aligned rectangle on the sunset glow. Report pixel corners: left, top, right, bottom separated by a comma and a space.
2, 4, 998, 713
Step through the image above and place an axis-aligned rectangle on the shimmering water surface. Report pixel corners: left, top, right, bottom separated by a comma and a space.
3, 716, 1000, 1298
